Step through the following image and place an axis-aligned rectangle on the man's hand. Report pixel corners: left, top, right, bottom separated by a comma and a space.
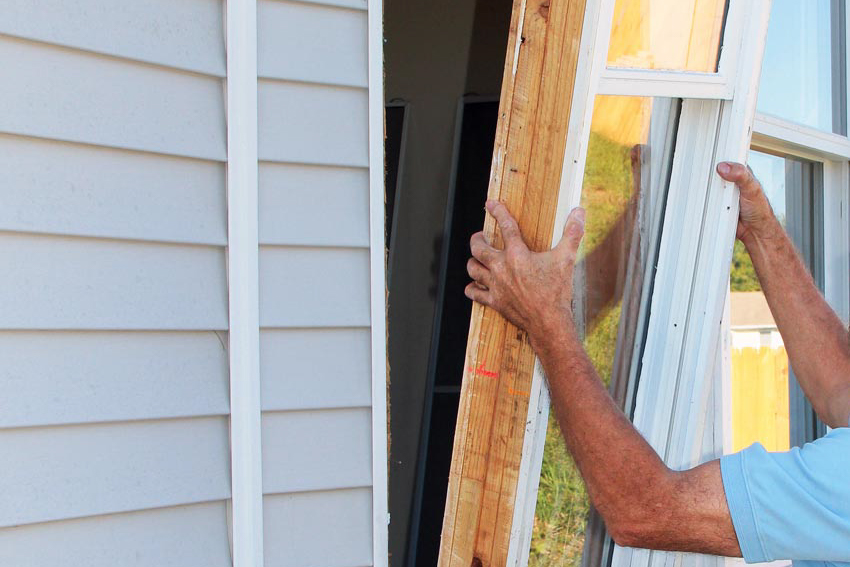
464, 200, 585, 345
716, 161, 780, 243
717, 160, 850, 428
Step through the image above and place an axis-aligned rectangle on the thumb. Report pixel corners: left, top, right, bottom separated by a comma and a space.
555, 207, 585, 258
716, 161, 762, 200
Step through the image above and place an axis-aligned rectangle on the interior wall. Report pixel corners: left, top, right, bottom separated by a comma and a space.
385, 0, 515, 562
384, 0, 478, 562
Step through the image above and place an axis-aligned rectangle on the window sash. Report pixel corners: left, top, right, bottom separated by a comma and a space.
509, 1, 775, 566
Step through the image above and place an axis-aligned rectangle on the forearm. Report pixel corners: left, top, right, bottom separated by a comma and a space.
467, 200, 741, 554
744, 217, 850, 427
532, 327, 665, 534
531, 326, 740, 554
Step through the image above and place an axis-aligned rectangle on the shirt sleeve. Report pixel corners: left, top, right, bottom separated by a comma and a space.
720, 426, 850, 563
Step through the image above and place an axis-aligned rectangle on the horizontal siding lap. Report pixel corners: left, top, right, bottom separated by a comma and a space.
259, 163, 369, 247
0, 331, 229, 428
0, 417, 231, 528
0, 0, 225, 76
0, 502, 232, 567
258, 0, 367, 87
259, 246, 371, 327
264, 488, 373, 567
0, 36, 226, 161
258, 80, 368, 167
0, 134, 226, 245
287, 0, 368, 11
262, 408, 372, 494
261, 328, 371, 411
0, 233, 228, 330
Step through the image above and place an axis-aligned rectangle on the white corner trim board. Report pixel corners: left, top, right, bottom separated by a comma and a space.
226, 0, 264, 566
368, 0, 390, 566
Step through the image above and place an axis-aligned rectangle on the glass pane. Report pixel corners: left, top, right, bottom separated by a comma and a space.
757, 0, 835, 132
528, 95, 678, 566
607, 0, 727, 72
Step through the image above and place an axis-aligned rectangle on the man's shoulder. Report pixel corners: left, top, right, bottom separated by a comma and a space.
793, 426, 850, 469
722, 430, 850, 563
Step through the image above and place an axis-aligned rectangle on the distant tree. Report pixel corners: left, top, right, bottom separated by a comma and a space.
730, 240, 761, 291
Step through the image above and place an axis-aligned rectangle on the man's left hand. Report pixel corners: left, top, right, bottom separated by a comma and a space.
465, 200, 586, 346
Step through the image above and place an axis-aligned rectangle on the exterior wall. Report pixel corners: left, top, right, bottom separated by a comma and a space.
0, 0, 232, 565
257, 0, 376, 566
0, 0, 382, 566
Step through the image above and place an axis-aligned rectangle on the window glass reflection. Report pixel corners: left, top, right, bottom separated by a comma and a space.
757, 0, 835, 132
528, 95, 678, 565
607, 0, 727, 72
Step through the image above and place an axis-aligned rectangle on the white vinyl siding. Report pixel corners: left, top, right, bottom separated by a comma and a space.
1, 0, 382, 564
262, 409, 372, 494
0, 37, 225, 160
0, 331, 229, 428
258, 81, 369, 166
0, 502, 232, 567
259, 247, 371, 328
0, 235, 227, 329
0, 134, 227, 245
0, 0, 225, 76
259, 163, 370, 248
264, 489, 373, 567
0, 1, 231, 565
257, 1, 375, 565
260, 328, 372, 411
257, 0, 367, 88
1, 418, 230, 527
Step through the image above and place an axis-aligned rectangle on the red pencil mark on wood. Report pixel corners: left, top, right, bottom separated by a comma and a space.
469, 359, 499, 379
508, 387, 530, 398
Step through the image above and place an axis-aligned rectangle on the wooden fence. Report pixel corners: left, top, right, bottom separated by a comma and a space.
730, 346, 790, 452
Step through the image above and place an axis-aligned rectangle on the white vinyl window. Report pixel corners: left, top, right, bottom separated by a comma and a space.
510, 1, 779, 567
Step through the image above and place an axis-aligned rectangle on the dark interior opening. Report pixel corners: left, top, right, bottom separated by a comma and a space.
383, 1, 513, 564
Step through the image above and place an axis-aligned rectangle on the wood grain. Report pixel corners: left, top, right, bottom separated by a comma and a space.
438, 0, 588, 565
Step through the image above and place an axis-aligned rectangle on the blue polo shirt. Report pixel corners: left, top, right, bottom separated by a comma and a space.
720, 421, 850, 565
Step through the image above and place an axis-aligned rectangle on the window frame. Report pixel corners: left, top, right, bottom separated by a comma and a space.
508, 1, 776, 566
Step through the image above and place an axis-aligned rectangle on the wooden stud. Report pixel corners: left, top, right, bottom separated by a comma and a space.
438, 1, 588, 565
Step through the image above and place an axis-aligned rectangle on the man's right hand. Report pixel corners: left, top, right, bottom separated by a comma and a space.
716, 161, 850, 429
716, 161, 779, 244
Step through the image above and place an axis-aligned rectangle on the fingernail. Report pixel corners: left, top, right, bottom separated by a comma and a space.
574, 207, 586, 228
717, 162, 731, 175
485, 199, 497, 211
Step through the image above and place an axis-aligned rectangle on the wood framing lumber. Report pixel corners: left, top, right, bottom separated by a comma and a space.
438, 1, 588, 565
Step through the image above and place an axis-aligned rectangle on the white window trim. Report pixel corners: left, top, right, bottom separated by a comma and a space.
753, 112, 850, 160
368, 0, 390, 565
597, 69, 732, 99
225, 0, 264, 565
506, 1, 774, 566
